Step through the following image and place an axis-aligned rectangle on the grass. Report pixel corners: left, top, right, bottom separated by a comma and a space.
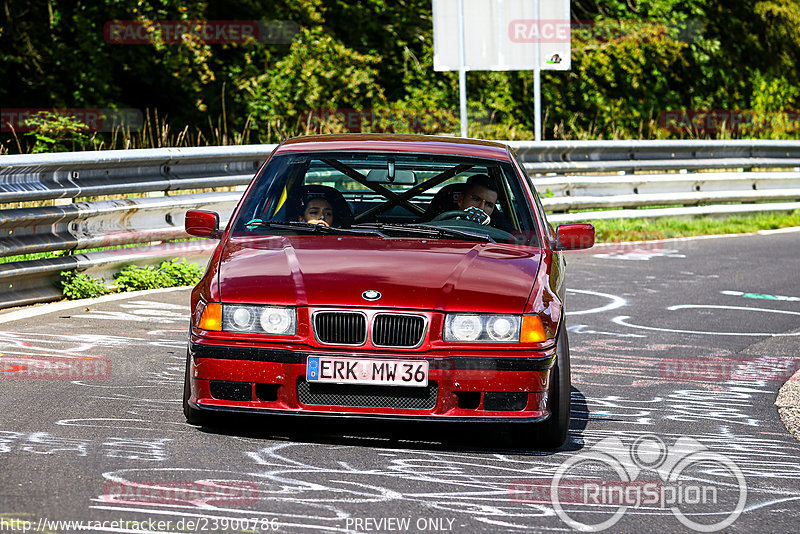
0, 252, 59, 264
589, 209, 800, 243
0, 109, 256, 155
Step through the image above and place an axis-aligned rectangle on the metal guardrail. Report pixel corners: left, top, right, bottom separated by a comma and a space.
506, 140, 800, 222
0, 241, 219, 309
507, 139, 800, 173
1, 140, 800, 310
0, 145, 276, 309
0, 145, 275, 203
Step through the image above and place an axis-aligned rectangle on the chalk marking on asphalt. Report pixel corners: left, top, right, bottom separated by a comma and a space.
667, 304, 800, 316
568, 324, 646, 338
565, 289, 627, 316
612, 314, 800, 337
56, 418, 191, 433
722, 290, 800, 302
592, 249, 686, 261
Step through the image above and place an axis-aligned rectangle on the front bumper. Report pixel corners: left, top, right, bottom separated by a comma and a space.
188, 340, 556, 422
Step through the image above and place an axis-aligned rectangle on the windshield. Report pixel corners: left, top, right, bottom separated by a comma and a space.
231, 151, 540, 246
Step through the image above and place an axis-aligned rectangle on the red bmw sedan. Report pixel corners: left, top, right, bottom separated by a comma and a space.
183, 134, 593, 448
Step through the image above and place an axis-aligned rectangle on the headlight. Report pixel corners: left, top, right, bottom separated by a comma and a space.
447, 315, 482, 341
444, 314, 554, 343
445, 314, 521, 342
222, 305, 296, 335
259, 307, 293, 334
486, 316, 516, 341
231, 307, 253, 329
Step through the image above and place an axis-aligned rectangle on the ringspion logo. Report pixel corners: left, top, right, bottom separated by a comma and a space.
509, 435, 747, 532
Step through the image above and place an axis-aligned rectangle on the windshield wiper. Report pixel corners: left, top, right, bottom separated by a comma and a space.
411, 224, 496, 243
246, 220, 493, 242
244, 219, 387, 237
352, 222, 494, 243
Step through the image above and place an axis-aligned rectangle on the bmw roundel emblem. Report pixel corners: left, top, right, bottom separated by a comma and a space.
362, 290, 381, 301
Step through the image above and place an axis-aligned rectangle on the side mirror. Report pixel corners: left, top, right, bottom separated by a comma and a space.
185, 210, 221, 238
556, 223, 595, 250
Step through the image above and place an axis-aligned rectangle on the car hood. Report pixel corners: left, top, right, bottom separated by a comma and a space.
217, 236, 541, 313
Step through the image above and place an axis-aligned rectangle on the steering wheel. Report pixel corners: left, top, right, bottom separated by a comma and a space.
428, 210, 517, 243
432, 210, 474, 222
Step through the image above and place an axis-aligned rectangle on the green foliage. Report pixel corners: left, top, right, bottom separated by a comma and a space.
60, 271, 110, 300
59, 259, 202, 299
114, 265, 172, 291
159, 258, 205, 286
114, 259, 203, 292
24, 112, 93, 153
238, 27, 385, 139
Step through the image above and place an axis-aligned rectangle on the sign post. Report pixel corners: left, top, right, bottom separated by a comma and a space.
533, 0, 541, 140
433, 0, 571, 140
457, 0, 468, 138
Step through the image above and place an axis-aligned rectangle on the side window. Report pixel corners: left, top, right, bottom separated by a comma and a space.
511, 151, 552, 243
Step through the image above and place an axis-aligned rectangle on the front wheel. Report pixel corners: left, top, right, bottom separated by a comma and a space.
511, 321, 570, 449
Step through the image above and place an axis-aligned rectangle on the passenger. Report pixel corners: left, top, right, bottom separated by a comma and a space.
299, 195, 334, 226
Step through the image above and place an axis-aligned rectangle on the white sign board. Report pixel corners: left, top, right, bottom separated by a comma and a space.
433, 0, 570, 71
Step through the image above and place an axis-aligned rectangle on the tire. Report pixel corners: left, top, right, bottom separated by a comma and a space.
183, 349, 209, 425
511, 321, 571, 449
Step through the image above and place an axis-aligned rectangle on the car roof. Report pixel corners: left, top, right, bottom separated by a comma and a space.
275, 134, 513, 161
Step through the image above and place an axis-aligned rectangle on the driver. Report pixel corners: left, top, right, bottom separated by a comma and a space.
421, 173, 504, 226
299, 195, 334, 226
458, 174, 498, 218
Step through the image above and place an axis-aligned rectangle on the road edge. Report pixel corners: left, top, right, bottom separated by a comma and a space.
776, 369, 800, 443
0, 286, 192, 324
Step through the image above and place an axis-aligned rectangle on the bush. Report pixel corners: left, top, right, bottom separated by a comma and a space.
60, 271, 110, 300
114, 264, 170, 292
114, 259, 203, 292
60, 258, 204, 299
24, 111, 94, 153
159, 258, 205, 287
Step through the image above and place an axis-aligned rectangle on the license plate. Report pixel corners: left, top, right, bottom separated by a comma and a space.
306, 356, 428, 387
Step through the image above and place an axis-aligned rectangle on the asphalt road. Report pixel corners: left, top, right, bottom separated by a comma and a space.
1, 229, 799, 534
